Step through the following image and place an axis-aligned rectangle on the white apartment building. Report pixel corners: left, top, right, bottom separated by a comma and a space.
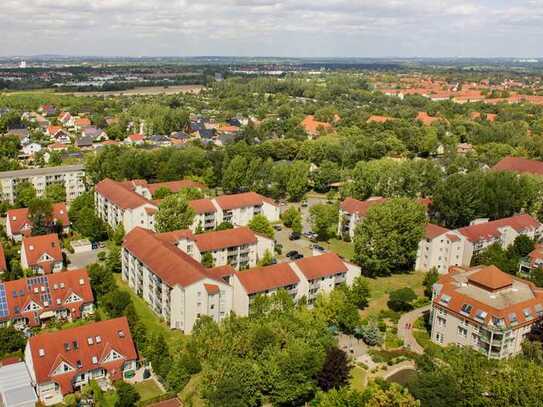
0, 165, 85, 204
122, 227, 233, 333
430, 265, 543, 359
416, 214, 543, 273
160, 226, 274, 270
232, 252, 361, 316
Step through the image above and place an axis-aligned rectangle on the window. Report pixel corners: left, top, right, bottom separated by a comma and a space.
457, 326, 468, 337
437, 316, 446, 327
475, 310, 487, 321
460, 303, 473, 315
509, 313, 518, 325
440, 295, 451, 305
523, 308, 533, 320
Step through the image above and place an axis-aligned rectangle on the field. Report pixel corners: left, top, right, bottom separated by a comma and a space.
59, 85, 205, 97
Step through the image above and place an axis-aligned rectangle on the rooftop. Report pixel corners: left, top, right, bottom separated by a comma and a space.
0, 164, 84, 179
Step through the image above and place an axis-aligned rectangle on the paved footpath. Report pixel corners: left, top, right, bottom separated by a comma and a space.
397, 305, 430, 354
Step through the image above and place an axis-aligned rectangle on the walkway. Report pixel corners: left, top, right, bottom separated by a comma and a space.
397, 305, 430, 354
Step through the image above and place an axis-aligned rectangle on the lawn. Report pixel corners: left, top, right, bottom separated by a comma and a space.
113, 275, 185, 352
323, 239, 355, 261
179, 374, 206, 407
134, 380, 164, 401
361, 271, 425, 318
349, 365, 368, 391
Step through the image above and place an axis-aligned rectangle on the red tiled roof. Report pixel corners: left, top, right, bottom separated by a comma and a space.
425, 223, 451, 239
74, 118, 91, 127
457, 214, 541, 243
28, 317, 137, 394
492, 156, 543, 176
207, 265, 235, 280
194, 227, 257, 252
0, 269, 94, 327
127, 133, 144, 142
7, 203, 69, 236
340, 197, 387, 216
214, 192, 273, 210
468, 265, 513, 291
300, 115, 333, 136
123, 227, 220, 288
416, 112, 438, 125
189, 198, 217, 214
0, 244, 6, 272
235, 263, 300, 295
95, 178, 153, 210
470, 112, 497, 122
22, 234, 62, 267
204, 283, 219, 295
367, 115, 392, 123
47, 126, 63, 135
293, 252, 348, 281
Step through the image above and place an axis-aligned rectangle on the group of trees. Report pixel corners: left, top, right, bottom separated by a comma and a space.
68, 191, 109, 241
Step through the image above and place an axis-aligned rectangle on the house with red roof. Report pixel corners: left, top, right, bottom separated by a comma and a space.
73, 117, 91, 132
492, 156, 543, 177
46, 126, 70, 144
232, 252, 361, 316
6, 203, 70, 241
416, 215, 543, 273
20, 234, 63, 275
519, 243, 543, 274
367, 115, 393, 124
0, 269, 94, 329
155, 226, 274, 270
300, 115, 334, 139
57, 112, 72, 125
123, 133, 145, 145
430, 265, 543, 359
122, 227, 233, 333
0, 244, 6, 274
25, 317, 139, 405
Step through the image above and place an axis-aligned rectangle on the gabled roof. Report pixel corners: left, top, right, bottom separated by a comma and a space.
7, 203, 69, 236
492, 156, 543, 176
0, 269, 94, 326
367, 115, 393, 123
22, 234, 62, 267
457, 214, 541, 242
74, 117, 91, 127
28, 317, 137, 394
214, 192, 276, 210
95, 178, 153, 210
424, 223, 451, 240
340, 197, 387, 216
300, 115, 333, 136
193, 227, 257, 252
235, 263, 300, 295
293, 252, 348, 281
123, 227, 221, 288
189, 198, 217, 214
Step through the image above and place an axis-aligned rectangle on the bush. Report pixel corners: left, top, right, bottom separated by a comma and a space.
358, 323, 383, 346
387, 288, 417, 312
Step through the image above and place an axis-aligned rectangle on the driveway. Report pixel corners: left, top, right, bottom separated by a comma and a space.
397, 305, 430, 354
66, 248, 107, 270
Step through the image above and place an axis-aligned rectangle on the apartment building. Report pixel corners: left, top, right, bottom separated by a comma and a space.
21, 234, 63, 275
232, 252, 361, 316
430, 265, 543, 359
159, 226, 274, 270
122, 227, 233, 333
0, 269, 94, 329
338, 196, 431, 239
416, 214, 543, 273
0, 165, 85, 204
6, 202, 70, 241
25, 317, 139, 405
519, 244, 543, 274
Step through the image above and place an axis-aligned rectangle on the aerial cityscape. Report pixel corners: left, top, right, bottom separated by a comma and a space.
1, 1, 543, 407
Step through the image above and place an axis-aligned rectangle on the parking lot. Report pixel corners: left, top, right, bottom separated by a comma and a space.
66, 247, 107, 270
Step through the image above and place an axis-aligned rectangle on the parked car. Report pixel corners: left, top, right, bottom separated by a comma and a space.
286, 250, 300, 259
273, 224, 283, 231
289, 232, 301, 240
291, 253, 304, 260
312, 244, 326, 252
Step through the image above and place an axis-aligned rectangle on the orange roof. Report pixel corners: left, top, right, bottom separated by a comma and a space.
189, 198, 217, 214
470, 112, 497, 122
467, 265, 513, 291
300, 115, 333, 136
457, 214, 541, 243
7, 202, 69, 236
22, 234, 62, 267
74, 117, 91, 127
493, 156, 543, 176
0, 244, 6, 272
28, 317, 137, 394
425, 223, 451, 239
215, 192, 276, 210
207, 265, 236, 280
293, 253, 347, 280
47, 126, 63, 135
127, 133, 144, 142
367, 115, 392, 123
340, 197, 387, 216
95, 178, 153, 210
416, 112, 439, 125
204, 284, 219, 295
235, 263, 300, 295
194, 227, 257, 252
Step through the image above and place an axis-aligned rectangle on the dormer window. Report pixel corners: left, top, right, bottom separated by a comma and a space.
39, 349, 45, 357
96, 336, 102, 343
88, 337, 94, 345
29, 245, 34, 251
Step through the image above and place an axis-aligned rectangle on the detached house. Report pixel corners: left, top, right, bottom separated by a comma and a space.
122, 227, 233, 333
6, 203, 70, 241
124, 133, 145, 145
73, 117, 91, 132
21, 234, 63, 274
25, 317, 139, 405
0, 269, 94, 330
57, 112, 72, 126
46, 126, 70, 144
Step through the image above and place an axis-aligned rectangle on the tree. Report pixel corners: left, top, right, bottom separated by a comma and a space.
281, 206, 303, 233
202, 252, 214, 268
313, 388, 366, 406
68, 191, 95, 225
248, 214, 274, 239
471, 243, 517, 274
388, 288, 417, 312
110, 224, 125, 246
287, 160, 310, 201
423, 268, 439, 298
358, 323, 383, 346
348, 276, 370, 309
317, 347, 351, 391
0, 326, 26, 357
102, 289, 131, 318
215, 221, 234, 231
44, 183, 66, 203
106, 245, 122, 273
152, 186, 174, 199
312, 160, 341, 193
258, 250, 274, 266
28, 197, 53, 236
73, 207, 108, 241
310, 203, 339, 241
88, 263, 116, 299
155, 193, 195, 233
354, 198, 427, 277
114, 382, 140, 407
365, 383, 419, 407
15, 181, 36, 208
146, 333, 171, 380
222, 156, 248, 193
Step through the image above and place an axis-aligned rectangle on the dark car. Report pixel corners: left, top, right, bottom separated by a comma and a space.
273, 224, 283, 231
289, 232, 301, 240
291, 253, 304, 260
312, 244, 326, 252
286, 250, 300, 258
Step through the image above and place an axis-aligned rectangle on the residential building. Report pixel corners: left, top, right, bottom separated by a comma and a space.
416, 215, 543, 273
519, 244, 543, 274
300, 115, 333, 139
156, 226, 274, 270
21, 234, 63, 274
122, 227, 233, 333
232, 252, 361, 316
0, 361, 38, 407
25, 317, 139, 405
430, 265, 543, 359
0, 269, 94, 329
46, 126, 70, 144
0, 165, 85, 204
493, 156, 543, 177
21, 143, 42, 157
124, 133, 145, 145
6, 202, 70, 241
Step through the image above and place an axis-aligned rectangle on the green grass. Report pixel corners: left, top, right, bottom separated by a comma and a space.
384, 331, 404, 349
179, 373, 205, 407
102, 390, 118, 407
113, 275, 185, 352
134, 380, 164, 401
349, 365, 367, 391
323, 239, 355, 261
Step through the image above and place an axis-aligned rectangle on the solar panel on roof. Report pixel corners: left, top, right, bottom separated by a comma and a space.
0, 283, 8, 318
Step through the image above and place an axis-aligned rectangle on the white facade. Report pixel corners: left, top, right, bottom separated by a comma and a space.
94, 192, 156, 233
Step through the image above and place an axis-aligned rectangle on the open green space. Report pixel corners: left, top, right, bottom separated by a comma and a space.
134, 380, 165, 402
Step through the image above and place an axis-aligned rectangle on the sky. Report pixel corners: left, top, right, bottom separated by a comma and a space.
0, 0, 542, 58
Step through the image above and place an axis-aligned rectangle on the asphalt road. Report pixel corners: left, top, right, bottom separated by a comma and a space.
397, 305, 431, 354
66, 248, 107, 270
